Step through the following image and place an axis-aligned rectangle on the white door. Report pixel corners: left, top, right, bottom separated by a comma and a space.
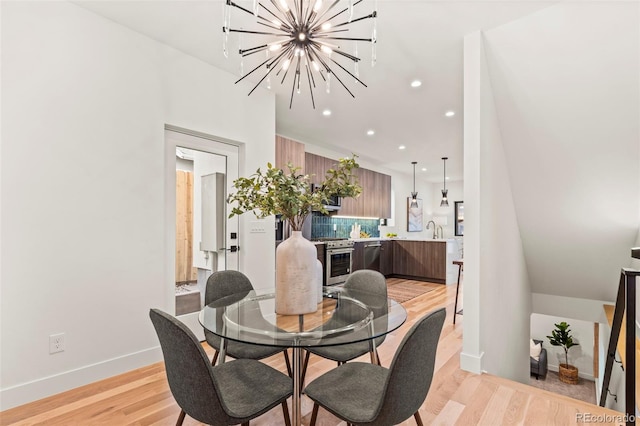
165, 127, 239, 338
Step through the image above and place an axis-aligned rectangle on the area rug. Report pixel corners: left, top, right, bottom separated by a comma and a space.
386, 278, 441, 304
529, 370, 596, 404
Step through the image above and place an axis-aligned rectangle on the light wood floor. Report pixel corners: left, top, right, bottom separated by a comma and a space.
0, 280, 623, 426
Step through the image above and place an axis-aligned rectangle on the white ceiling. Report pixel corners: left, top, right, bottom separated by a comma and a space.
74, 0, 555, 182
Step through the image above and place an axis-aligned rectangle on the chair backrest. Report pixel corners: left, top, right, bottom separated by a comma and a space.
344, 269, 388, 345
205, 270, 254, 305
149, 308, 232, 425
374, 308, 446, 425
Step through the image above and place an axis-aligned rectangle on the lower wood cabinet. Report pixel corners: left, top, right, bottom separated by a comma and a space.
392, 240, 446, 283
380, 240, 394, 276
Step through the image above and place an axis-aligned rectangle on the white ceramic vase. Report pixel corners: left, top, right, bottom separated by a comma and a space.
275, 231, 318, 315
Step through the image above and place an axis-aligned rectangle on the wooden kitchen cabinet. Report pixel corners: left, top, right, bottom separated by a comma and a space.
300, 151, 392, 218
393, 240, 446, 283
276, 136, 305, 171
380, 240, 394, 276
351, 241, 365, 271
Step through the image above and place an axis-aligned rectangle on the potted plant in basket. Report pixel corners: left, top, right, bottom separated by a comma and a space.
547, 321, 580, 384
227, 155, 361, 315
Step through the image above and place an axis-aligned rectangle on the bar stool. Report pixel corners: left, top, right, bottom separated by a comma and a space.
453, 259, 463, 324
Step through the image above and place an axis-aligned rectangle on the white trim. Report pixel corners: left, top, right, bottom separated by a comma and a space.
0, 347, 162, 411
460, 350, 484, 374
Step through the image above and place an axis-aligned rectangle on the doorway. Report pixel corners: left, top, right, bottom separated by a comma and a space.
165, 127, 239, 338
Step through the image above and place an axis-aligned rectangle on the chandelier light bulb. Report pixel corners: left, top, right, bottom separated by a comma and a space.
282, 59, 291, 70
320, 45, 333, 55
269, 43, 283, 52
321, 22, 332, 30
272, 19, 282, 28
298, 32, 306, 41
314, 0, 323, 12
279, 0, 289, 12
312, 61, 320, 72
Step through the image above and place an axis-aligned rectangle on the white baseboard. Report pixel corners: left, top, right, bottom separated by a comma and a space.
460, 350, 484, 374
0, 346, 163, 411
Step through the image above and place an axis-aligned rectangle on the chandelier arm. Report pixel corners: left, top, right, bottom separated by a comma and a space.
312, 0, 364, 28
268, 0, 297, 28
306, 49, 327, 82
304, 48, 317, 88
330, 58, 367, 87
310, 28, 350, 35
247, 50, 291, 96
228, 0, 284, 27
305, 63, 316, 109
240, 44, 269, 56
318, 36, 372, 43
256, 20, 292, 32
320, 61, 356, 98
227, 28, 290, 37
308, 0, 341, 29
235, 45, 291, 84
288, 56, 301, 108
331, 11, 377, 29
259, 3, 294, 31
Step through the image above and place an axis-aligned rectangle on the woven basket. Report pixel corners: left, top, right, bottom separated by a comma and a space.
559, 364, 579, 384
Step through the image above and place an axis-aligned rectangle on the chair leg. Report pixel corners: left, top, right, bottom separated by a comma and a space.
414, 411, 424, 426
375, 349, 381, 366
211, 350, 219, 366
300, 350, 310, 386
281, 401, 291, 426
176, 409, 186, 426
241, 423, 249, 426
310, 403, 319, 426
283, 349, 292, 377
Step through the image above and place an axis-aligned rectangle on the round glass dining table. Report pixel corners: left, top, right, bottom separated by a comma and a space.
199, 285, 407, 426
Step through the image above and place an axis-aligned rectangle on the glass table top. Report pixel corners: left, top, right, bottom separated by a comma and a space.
199, 286, 407, 348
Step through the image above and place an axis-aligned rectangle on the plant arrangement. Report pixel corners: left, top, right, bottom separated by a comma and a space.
227, 155, 362, 231
547, 321, 579, 368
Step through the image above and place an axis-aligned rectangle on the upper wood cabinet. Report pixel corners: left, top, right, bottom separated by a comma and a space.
275, 136, 305, 171
278, 137, 391, 218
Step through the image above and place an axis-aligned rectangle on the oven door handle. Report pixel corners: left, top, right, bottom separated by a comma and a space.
327, 248, 354, 255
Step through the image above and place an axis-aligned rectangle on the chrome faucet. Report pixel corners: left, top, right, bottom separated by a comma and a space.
426, 220, 436, 239
436, 225, 443, 239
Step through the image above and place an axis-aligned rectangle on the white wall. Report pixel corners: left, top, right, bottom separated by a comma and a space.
462, 31, 532, 382
531, 313, 595, 380
0, 1, 275, 409
483, 2, 639, 303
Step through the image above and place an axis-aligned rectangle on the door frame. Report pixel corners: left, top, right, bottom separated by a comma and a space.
164, 124, 241, 339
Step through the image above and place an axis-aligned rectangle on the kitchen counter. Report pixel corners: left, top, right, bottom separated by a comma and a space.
348, 237, 452, 243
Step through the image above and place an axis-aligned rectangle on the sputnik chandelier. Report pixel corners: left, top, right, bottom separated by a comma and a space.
223, 0, 378, 108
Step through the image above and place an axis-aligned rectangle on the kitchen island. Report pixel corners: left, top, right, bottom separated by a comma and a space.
350, 237, 462, 284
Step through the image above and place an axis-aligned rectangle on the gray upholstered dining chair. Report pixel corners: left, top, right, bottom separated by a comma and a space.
149, 308, 292, 426
300, 269, 388, 384
205, 270, 292, 376
303, 307, 446, 426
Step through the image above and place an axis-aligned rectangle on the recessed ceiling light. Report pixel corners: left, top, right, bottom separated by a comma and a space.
367, 130, 375, 136
322, 109, 331, 116
445, 111, 455, 117
410, 80, 422, 88
421, 168, 427, 171
398, 145, 406, 150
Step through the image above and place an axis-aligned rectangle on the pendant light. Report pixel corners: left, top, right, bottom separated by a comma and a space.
410, 161, 419, 208
440, 157, 449, 207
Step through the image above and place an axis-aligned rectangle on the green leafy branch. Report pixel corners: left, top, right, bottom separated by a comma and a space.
227, 155, 362, 231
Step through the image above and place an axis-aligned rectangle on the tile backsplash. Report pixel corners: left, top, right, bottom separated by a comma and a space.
311, 213, 380, 239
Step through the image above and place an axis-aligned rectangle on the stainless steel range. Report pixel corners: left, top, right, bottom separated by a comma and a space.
325, 239, 355, 285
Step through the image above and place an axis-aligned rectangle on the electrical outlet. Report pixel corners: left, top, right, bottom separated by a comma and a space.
49, 333, 65, 354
